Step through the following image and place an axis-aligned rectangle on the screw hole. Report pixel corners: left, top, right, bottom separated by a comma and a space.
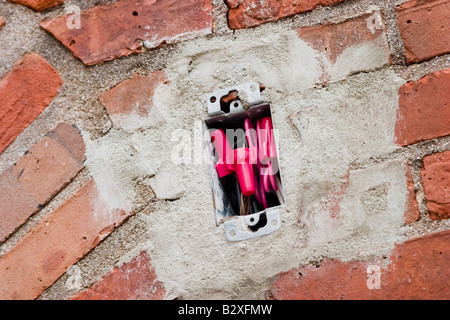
229, 230, 236, 237
407, 20, 411, 23
132, 11, 138, 16
210, 96, 217, 103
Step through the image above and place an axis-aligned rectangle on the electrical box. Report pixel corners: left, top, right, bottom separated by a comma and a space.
204, 82, 285, 241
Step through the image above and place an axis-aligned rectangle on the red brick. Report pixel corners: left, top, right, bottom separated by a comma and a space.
71, 251, 165, 300
395, 68, 450, 146
7, 0, 64, 11
0, 179, 132, 300
13, 136, 80, 205
0, 123, 85, 243
421, 151, 450, 220
99, 71, 168, 131
405, 165, 421, 224
48, 123, 86, 165
0, 168, 38, 242
295, 13, 391, 84
397, 0, 450, 64
0, 53, 63, 154
225, 0, 346, 29
40, 0, 213, 66
267, 230, 450, 300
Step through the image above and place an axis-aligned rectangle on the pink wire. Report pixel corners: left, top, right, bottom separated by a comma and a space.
246, 118, 267, 208
245, 117, 279, 209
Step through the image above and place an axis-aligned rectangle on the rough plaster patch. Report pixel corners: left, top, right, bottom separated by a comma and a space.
290, 88, 404, 181
83, 136, 131, 216
361, 183, 389, 216
141, 200, 303, 299
79, 22, 409, 298
142, 28, 213, 50
330, 37, 390, 81
181, 27, 390, 94
135, 64, 408, 298
83, 130, 160, 208
149, 171, 185, 200
108, 105, 165, 134
185, 29, 323, 93
82, 84, 193, 210
303, 160, 411, 247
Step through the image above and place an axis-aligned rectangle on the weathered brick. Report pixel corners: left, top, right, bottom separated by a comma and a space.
421, 151, 450, 220
226, 0, 346, 29
40, 0, 213, 66
0, 179, 132, 300
0, 168, 38, 243
71, 251, 165, 300
48, 123, 87, 165
0, 15, 5, 28
99, 71, 168, 133
0, 53, 63, 154
296, 13, 391, 84
267, 230, 450, 300
394, 68, 450, 146
404, 165, 420, 224
7, 0, 64, 11
0, 123, 85, 243
13, 137, 80, 205
397, 0, 450, 64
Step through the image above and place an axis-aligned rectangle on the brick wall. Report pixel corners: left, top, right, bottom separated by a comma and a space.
0, 0, 448, 300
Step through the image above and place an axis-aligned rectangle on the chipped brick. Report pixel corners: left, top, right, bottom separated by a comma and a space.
404, 165, 420, 224
226, 0, 346, 29
99, 71, 168, 132
295, 13, 391, 84
421, 151, 450, 220
0, 53, 63, 154
395, 68, 450, 146
40, 0, 213, 66
7, 0, 64, 12
397, 0, 450, 64
0, 123, 85, 243
71, 251, 165, 300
